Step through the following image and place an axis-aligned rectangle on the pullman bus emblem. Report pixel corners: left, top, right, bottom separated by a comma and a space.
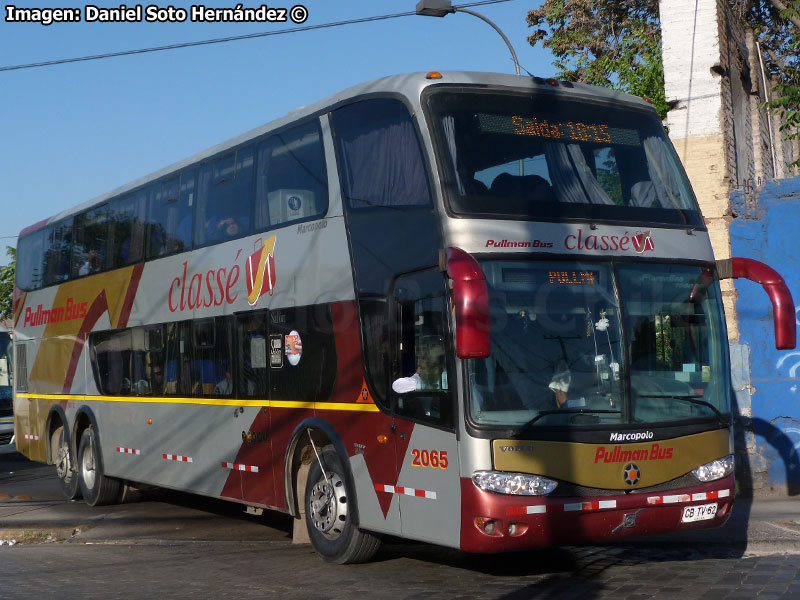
623, 463, 641, 485
246, 235, 277, 306
632, 231, 655, 254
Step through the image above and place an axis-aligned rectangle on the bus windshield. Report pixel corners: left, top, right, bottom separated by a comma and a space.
468, 261, 729, 428
427, 89, 702, 226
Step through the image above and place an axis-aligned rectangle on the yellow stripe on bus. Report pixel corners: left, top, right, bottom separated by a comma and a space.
15, 392, 380, 412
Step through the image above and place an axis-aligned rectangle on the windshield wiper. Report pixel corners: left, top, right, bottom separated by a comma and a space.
522, 408, 622, 428
636, 394, 730, 427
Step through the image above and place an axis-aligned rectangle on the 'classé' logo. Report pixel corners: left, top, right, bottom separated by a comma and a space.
246, 235, 277, 306
168, 234, 277, 313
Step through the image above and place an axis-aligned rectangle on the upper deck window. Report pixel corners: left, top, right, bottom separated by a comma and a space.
334, 98, 432, 209
426, 89, 702, 227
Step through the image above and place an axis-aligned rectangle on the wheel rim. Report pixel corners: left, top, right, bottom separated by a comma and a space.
81, 435, 96, 491
56, 437, 73, 483
309, 472, 348, 540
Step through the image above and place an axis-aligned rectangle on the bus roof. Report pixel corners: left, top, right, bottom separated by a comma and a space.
20, 71, 654, 238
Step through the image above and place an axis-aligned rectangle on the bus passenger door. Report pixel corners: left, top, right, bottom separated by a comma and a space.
390, 270, 462, 548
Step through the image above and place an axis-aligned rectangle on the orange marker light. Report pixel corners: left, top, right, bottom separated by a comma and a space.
146, 418, 153, 425
426, 71, 443, 80
377, 435, 388, 444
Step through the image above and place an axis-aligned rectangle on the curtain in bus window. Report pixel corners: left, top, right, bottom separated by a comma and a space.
135, 326, 165, 396
237, 312, 267, 398
195, 148, 253, 246
109, 190, 147, 269
642, 136, 686, 210
543, 143, 615, 205
72, 205, 110, 278
441, 115, 465, 195
147, 174, 195, 258
335, 99, 431, 208
17, 230, 45, 291
43, 219, 73, 286
91, 330, 133, 395
192, 317, 234, 396
254, 121, 328, 230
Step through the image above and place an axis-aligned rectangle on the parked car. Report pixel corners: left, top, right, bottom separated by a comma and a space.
0, 326, 13, 447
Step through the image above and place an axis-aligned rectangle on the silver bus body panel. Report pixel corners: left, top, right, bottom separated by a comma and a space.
442, 219, 716, 262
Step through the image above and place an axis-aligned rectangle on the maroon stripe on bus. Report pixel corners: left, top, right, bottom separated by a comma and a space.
116, 263, 145, 329
18, 218, 50, 239
61, 290, 109, 394
329, 301, 363, 403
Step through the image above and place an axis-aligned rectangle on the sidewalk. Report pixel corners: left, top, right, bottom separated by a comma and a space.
636, 496, 800, 555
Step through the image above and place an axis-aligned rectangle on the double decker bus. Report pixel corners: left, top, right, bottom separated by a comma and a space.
12, 71, 795, 563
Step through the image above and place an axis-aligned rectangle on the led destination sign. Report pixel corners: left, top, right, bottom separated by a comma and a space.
548, 270, 598, 285
477, 113, 641, 146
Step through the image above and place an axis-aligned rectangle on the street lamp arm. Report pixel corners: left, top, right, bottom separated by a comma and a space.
454, 7, 520, 75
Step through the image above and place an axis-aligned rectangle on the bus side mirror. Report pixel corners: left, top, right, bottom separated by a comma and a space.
718, 257, 796, 350
445, 247, 490, 358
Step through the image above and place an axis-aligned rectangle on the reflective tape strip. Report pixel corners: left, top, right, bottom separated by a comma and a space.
23, 434, 39, 440
162, 453, 192, 463
508, 488, 731, 517
647, 488, 731, 505
374, 484, 437, 500
221, 462, 259, 473
116, 447, 141, 455
507, 499, 617, 516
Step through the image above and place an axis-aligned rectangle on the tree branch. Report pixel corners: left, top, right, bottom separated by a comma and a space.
766, 46, 797, 79
769, 0, 800, 29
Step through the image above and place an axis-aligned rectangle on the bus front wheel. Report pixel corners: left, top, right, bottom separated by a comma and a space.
304, 445, 380, 564
77, 426, 121, 507
52, 426, 81, 501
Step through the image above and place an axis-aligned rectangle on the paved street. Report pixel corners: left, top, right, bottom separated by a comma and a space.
2, 449, 800, 599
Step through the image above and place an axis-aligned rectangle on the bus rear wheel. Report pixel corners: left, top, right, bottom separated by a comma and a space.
78, 426, 121, 507
304, 445, 380, 564
52, 426, 81, 501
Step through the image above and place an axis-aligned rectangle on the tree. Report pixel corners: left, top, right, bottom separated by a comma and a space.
0, 247, 16, 324
527, 1, 800, 167
526, 0, 668, 119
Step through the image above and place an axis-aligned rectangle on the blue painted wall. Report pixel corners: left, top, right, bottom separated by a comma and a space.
730, 176, 800, 494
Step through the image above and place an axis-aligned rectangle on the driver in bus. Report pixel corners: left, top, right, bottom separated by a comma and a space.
392, 344, 447, 393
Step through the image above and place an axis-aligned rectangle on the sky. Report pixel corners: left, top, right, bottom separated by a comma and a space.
0, 0, 554, 267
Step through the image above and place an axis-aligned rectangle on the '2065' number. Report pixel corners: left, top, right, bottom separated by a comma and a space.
411, 449, 448, 469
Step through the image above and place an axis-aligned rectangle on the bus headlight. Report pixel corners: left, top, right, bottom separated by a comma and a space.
692, 455, 735, 482
472, 471, 558, 495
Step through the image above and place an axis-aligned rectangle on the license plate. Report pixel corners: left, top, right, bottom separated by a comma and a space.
681, 503, 717, 523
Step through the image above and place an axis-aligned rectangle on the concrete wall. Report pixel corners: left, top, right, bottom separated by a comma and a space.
730, 177, 800, 495
660, 0, 800, 494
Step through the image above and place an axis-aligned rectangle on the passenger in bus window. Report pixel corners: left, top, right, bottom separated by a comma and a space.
149, 364, 165, 396
206, 216, 249, 242
215, 369, 233, 395
78, 250, 101, 276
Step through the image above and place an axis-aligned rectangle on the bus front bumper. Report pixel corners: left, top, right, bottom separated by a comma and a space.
459, 474, 736, 553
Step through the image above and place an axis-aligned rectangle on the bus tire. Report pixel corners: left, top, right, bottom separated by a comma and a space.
51, 426, 81, 501
77, 426, 121, 507
304, 445, 381, 564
